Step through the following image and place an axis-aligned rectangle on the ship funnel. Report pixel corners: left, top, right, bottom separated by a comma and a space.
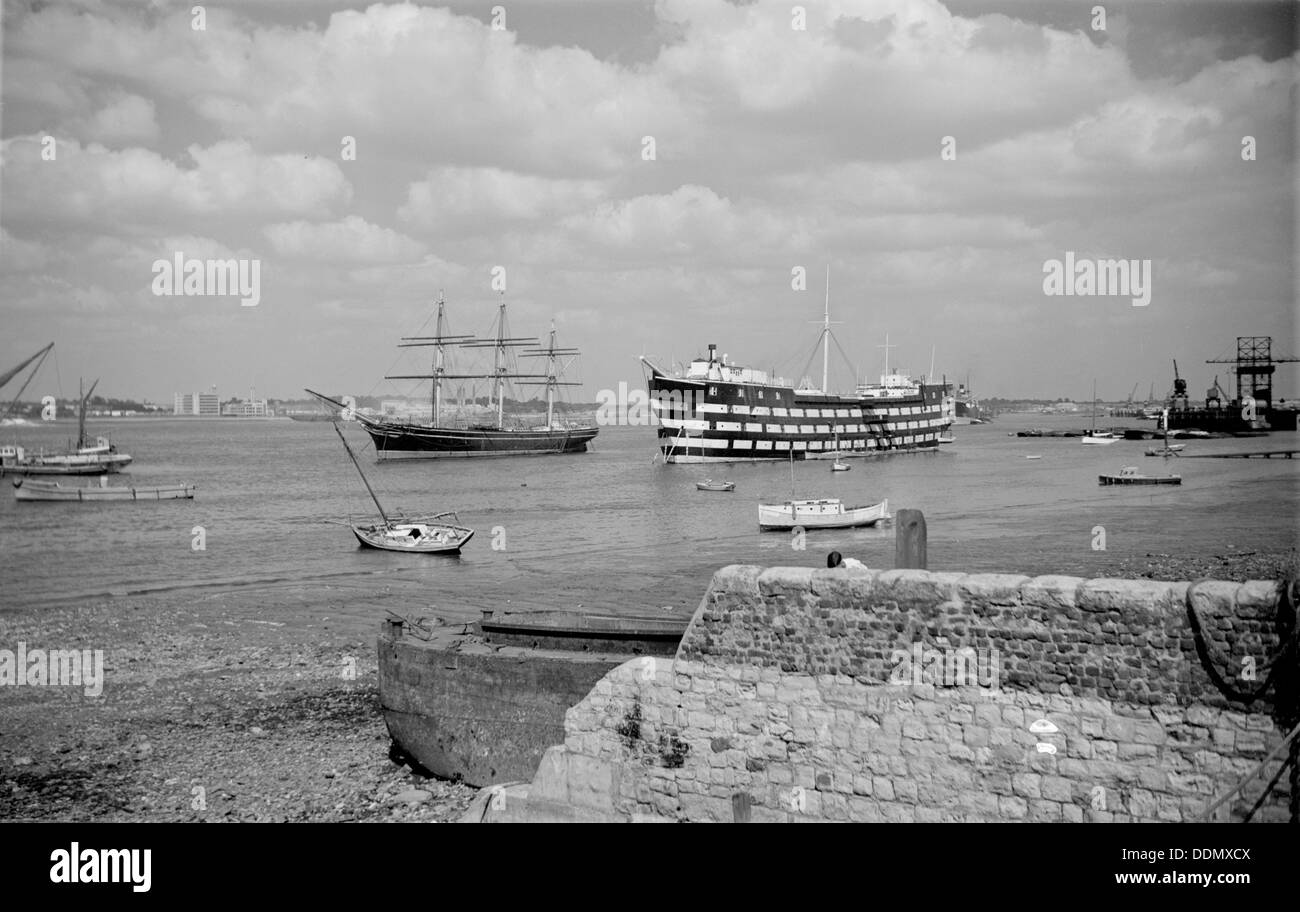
707, 343, 717, 362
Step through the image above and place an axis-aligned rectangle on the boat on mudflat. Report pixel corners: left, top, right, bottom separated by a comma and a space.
379, 609, 687, 786
308, 390, 475, 554
13, 478, 194, 501
351, 516, 474, 553
1099, 466, 1181, 486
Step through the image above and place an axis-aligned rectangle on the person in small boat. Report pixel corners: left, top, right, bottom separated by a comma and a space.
408, 527, 422, 540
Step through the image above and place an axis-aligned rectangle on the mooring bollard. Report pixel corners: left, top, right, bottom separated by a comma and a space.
895, 509, 927, 569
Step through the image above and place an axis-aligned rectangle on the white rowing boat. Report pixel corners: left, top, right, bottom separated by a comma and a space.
758, 498, 889, 530
13, 478, 194, 501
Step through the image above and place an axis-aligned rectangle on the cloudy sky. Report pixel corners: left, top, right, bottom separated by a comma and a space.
2, 0, 1295, 404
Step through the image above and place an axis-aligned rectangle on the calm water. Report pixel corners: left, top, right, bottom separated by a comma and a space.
1, 416, 1296, 630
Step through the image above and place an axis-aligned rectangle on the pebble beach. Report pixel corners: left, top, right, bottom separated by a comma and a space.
2, 548, 1294, 822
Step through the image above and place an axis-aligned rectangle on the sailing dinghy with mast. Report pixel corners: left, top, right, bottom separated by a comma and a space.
306, 390, 474, 554
1081, 380, 1118, 445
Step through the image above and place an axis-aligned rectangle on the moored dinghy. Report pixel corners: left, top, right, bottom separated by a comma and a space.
758, 498, 889, 530
695, 479, 735, 492
1099, 466, 1181, 486
13, 478, 194, 501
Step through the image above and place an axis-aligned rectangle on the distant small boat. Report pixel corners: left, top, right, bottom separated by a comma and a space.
13, 478, 194, 501
758, 498, 888, 530
1081, 380, 1118, 445
1145, 444, 1185, 456
1025, 455, 1042, 460
696, 479, 735, 492
937, 434, 955, 444
831, 461, 851, 472
1099, 466, 1181, 486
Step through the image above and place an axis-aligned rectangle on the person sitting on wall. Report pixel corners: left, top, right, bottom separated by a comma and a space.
826, 551, 866, 569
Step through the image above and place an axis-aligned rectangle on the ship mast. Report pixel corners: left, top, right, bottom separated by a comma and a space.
392, 293, 473, 427
433, 298, 445, 424
78, 378, 99, 449
878, 335, 894, 378
331, 420, 391, 527
807, 265, 840, 393
495, 297, 505, 427
519, 320, 582, 430
823, 265, 830, 395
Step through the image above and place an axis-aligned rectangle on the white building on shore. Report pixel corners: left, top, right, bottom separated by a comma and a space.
174, 389, 220, 416
222, 388, 272, 417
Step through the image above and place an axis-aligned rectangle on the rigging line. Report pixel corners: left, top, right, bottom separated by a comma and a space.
367, 305, 441, 401
830, 333, 859, 387
1199, 718, 1300, 822
52, 346, 64, 403
797, 334, 824, 388
1241, 746, 1294, 823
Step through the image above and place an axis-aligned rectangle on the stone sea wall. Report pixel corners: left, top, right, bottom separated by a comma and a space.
498, 566, 1297, 823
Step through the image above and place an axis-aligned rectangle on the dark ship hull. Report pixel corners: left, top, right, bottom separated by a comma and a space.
646, 363, 952, 463
1165, 404, 1271, 435
362, 417, 597, 458
953, 399, 988, 423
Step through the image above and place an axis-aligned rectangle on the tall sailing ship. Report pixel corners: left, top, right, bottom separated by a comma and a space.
354, 296, 598, 459
641, 279, 954, 464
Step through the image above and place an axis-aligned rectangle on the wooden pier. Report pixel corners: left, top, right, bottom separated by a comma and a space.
1180, 450, 1297, 459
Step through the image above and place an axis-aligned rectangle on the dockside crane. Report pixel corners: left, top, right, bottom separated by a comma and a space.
1205, 336, 1299, 409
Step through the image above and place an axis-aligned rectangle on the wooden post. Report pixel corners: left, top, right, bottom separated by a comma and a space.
895, 509, 927, 569
731, 792, 752, 823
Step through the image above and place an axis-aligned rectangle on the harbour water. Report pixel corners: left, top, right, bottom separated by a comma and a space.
1, 415, 1296, 634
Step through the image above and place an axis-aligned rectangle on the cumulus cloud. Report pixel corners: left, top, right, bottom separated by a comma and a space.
0, 0, 1292, 399
399, 167, 606, 231
66, 91, 160, 145
264, 215, 426, 264
0, 137, 352, 226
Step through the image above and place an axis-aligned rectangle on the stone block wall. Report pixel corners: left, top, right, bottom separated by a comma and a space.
504, 566, 1296, 823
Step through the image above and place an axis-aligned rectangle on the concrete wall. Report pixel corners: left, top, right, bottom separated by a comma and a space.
494, 566, 1296, 823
